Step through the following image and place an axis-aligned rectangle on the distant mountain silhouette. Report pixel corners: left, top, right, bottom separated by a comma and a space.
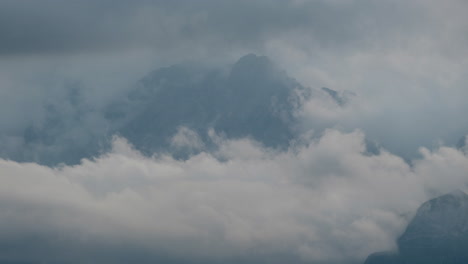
4, 54, 351, 165
107, 54, 309, 157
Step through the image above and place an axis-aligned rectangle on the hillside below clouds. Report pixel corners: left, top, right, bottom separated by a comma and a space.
2, 54, 349, 166
365, 190, 468, 264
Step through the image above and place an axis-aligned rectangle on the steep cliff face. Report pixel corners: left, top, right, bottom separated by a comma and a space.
365, 190, 468, 264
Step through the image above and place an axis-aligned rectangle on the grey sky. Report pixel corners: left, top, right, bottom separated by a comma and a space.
1, 0, 468, 158
0, 0, 446, 56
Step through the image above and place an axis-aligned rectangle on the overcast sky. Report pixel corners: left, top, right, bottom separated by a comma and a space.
1, 1, 468, 263
2, 0, 468, 156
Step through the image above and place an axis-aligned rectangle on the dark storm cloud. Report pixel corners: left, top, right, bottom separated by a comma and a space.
0, 0, 428, 56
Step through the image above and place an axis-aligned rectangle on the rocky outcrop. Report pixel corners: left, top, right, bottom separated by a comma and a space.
365, 190, 468, 264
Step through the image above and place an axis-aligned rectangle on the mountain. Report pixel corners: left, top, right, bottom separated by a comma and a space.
2, 54, 349, 165
107, 54, 309, 157
2, 54, 312, 165
321, 87, 355, 106
364, 190, 468, 264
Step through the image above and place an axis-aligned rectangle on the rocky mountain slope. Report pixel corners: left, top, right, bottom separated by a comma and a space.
365, 190, 468, 264
6, 54, 350, 165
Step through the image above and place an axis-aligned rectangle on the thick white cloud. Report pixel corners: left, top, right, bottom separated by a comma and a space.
1, 129, 467, 263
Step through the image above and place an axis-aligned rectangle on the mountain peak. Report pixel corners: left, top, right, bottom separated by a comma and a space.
229, 54, 276, 81
322, 87, 355, 106
235, 53, 271, 66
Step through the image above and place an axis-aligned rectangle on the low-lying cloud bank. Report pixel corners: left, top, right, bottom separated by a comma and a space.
1, 129, 467, 263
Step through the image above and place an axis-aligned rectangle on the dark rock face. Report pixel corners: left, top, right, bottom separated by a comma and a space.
109, 54, 308, 156
321, 87, 355, 106
364, 190, 468, 264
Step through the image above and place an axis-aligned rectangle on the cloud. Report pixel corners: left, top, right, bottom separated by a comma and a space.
0, 129, 467, 263
170, 126, 205, 151
1, 2, 468, 262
